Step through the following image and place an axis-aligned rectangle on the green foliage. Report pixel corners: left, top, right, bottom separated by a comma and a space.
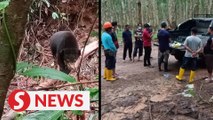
71, 88, 99, 116
17, 62, 76, 83
16, 62, 33, 73
60, 13, 68, 21
88, 112, 98, 120
72, 110, 83, 116
182, 84, 195, 97
95, 75, 99, 80
52, 12, 59, 19
188, 89, 195, 97
51, 11, 68, 20
16, 115, 24, 120
88, 88, 99, 119
16, 62, 99, 118
42, 0, 50, 7
20, 111, 74, 120
60, 114, 69, 120
15, 112, 25, 120
30, 0, 61, 21
116, 29, 123, 42
22, 110, 64, 120
91, 31, 98, 37
88, 87, 99, 99
0, 0, 9, 11
152, 34, 158, 41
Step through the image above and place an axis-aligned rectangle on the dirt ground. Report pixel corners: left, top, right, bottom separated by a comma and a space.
101, 43, 213, 120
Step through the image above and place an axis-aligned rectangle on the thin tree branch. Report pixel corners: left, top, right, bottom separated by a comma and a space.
76, 14, 98, 83
35, 80, 98, 90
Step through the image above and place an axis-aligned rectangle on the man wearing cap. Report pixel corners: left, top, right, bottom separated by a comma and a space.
102, 22, 117, 81
157, 21, 170, 71
176, 27, 202, 83
133, 23, 143, 61
143, 23, 153, 67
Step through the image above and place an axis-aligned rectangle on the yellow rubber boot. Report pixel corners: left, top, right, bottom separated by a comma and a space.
189, 71, 195, 83
176, 68, 185, 81
106, 69, 116, 81
103, 67, 107, 79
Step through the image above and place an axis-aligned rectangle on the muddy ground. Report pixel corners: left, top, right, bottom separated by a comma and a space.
101, 43, 213, 120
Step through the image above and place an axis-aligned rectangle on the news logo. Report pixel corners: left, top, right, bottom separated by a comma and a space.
8, 90, 30, 112
8, 90, 90, 112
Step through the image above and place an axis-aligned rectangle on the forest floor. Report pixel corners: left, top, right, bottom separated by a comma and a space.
101, 43, 213, 120
2, 1, 98, 119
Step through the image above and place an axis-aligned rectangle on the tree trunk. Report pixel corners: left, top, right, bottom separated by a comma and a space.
199, 0, 203, 14
141, 0, 144, 24
137, 1, 142, 25
147, 0, 152, 24
194, 0, 199, 17
209, 0, 213, 14
152, 0, 158, 29
168, 0, 177, 29
0, 0, 32, 118
101, 0, 212, 32
121, 0, 125, 27
126, 0, 130, 25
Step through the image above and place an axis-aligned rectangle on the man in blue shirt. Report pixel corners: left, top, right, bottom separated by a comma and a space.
102, 22, 117, 81
123, 25, 133, 61
157, 21, 170, 71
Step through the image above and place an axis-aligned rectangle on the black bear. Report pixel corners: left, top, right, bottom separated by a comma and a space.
50, 31, 81, 74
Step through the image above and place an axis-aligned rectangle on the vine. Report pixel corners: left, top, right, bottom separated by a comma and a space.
0, 0, 16, 70
2, 9, 16, 70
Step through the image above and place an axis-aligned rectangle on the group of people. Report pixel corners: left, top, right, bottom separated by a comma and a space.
101, 21, 213, 83
121, 23, 154, 67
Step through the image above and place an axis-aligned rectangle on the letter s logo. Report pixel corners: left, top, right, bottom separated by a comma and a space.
8, 90, 30, 112
14, 92, 24, 110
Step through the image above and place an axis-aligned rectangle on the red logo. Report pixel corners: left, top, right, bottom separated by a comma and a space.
8, 89, 30, 112
8, 90, 90, 111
